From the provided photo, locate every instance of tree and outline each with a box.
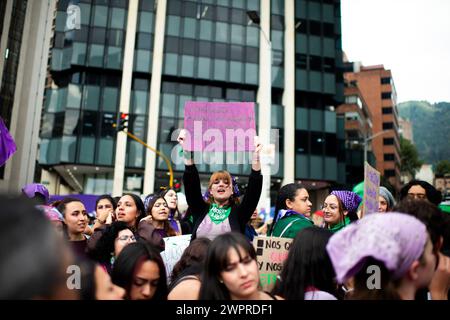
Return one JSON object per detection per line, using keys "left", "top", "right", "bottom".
{"left": 400, "top": 137, "right": 423, "bottom": 177}
{"left": 435, "top": 160, "right": 450, "bottom": 177}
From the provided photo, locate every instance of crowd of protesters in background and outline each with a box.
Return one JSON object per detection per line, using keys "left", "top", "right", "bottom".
{"left": 1, "top": 141, "right": 449, "bottom": 300}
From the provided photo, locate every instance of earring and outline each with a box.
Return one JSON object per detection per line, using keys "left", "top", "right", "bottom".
{"left": 219, "top": 279, "right": 224, "bottom": 283}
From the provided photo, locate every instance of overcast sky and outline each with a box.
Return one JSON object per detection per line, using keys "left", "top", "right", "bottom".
{"left": 341, "top": 0, "right": 450, "bottom": 104}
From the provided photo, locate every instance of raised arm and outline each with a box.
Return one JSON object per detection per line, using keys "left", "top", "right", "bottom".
{"left": 238, "top": 137, "right": 263, "bottom": 224}
{"left": 178, "top": 130, "right": 207, "bottom": 217}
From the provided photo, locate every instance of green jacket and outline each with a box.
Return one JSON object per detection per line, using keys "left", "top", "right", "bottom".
{"left": 271, "top": 214, "right": 314, "bottom": 239}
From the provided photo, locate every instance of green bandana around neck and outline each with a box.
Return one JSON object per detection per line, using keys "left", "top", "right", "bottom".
{"left": 329, "top": 216, "right": 350, "bottom": 233}
{"left": 208, "top": 203, "right": 231, "bottom": 224}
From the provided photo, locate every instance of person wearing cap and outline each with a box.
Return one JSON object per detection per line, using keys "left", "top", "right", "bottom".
{"left": 326, "top": 213, "right": 437, "bottom": 300}
{"left": 322, "top": 190, "right": 362, "bottom": 233}
{"left": 378, "top": 186, "right": 395, "bottom": 213}
{"left": 21, "top": 183, "right": 49, "bottom": 205}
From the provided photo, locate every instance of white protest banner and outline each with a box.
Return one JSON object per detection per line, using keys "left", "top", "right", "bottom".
{"left": 363, "top": 161, "right": 380, "bottom": 216}
{"left": 253, "top": 236, "right": 293, "bottom": 292}
{"left": 160, "top": 234, "right": 191, "bottom": 282}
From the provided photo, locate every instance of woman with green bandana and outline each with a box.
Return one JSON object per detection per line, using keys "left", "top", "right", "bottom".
{"left": 177, "top": 130, "right": 262, "bottom": 241}
{"left": 322, "top": 190, "right": 362, "bottom": 233}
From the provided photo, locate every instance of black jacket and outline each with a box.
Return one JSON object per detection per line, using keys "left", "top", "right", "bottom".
{"left": 183, "top": 164, "right": 262, "bottom": 240}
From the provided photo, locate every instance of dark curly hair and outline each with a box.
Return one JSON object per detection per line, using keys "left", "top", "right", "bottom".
{"left": 399, "top": 179, "right": 442, "bottom": 206}
{"left": 88, "top": 221, "right": 131, "bottom": 264}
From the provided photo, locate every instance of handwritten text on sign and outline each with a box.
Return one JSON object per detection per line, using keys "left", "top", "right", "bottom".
{"left": 363, "top": 162, "right": 380, "bottom": 216}
{"left": 253, "top": 236, "right": 293, "bottom": 292}
{"left": 184, "top": 102, "right": 256, "bottom": 152}
{"left": 160, "top": 234, "right": 191, "bottom": 282}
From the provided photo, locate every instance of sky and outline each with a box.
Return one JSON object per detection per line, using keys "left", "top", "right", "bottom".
{"left": 341, "top": 0, "right": 450, "bottom": 104}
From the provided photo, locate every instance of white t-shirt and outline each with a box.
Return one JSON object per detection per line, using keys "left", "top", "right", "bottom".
{"left": 304, "top": 290, "right": 338, "bottom": 300}
{"left": 196, "top": 214, "right": 231, "bottom": 241}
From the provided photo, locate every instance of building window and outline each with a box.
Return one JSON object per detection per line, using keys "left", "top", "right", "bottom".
{"left": 382, "top": 122, "right": 394, "bottom": 130}
{"left": 384, "top": 153, "right": 395, "bottom": 161}
{"left": 381, "top": 92, "right": 391, "bottom": 99}
{"left": 382, "top": 107, "right": 393, "bottom": 114}
{"left": 384, "top": 169, "right": 395, "bottom": 177}
{"left": 383, "top": 138, "right": 394, "bottom": 145}
{"left": 381, "top": 77, "right": 391, "bottom": 84}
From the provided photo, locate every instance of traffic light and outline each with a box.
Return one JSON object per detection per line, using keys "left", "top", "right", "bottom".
{"left": 116, "top": 112, "right": 129, "bottom": 131}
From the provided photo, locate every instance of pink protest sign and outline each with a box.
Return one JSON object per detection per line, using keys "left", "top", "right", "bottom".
{"left": 184, "top": 101, "right": 256, "bottom": 152}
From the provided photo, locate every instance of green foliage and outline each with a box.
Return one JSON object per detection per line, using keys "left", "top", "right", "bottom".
{"left": 400, "top": 136, "right": 423, "bottom": 177}
{"left": 398, "top": 101, "right": 450, "bottom": 166}
{"left": 435, "top": 160, "right": 450, "bottom": 176}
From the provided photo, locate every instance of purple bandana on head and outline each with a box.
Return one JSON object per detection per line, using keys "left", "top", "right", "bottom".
{"left": 326, "top": 212, "right": 427, "bottom": 283}
{"left": 330, "top": 190, "right": 362, "bottom": 215}
{"left": 22, "top": 183, "right": 50, "bottom": 203}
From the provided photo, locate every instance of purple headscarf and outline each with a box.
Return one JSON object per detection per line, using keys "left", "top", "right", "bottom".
{"left": 326, "top": 212, "right": 428, "bottom": 283}
{"left": 22, "top": 183, "right": 50, "bottom": 203}
{"left": 330, "top": 190, "right": 362, "bottom": 216}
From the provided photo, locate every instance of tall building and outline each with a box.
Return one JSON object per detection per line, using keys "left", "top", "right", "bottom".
{"left": 38, "top": 0, "right": 345, "bottom": 208}
{"left": 344, "top": 64, "right": 401, "bottom": 191}
{"left": 336, "top": 66, "right": 375, "bottom": 188}
{"left": 0, "top": 0, "right": 56, "bottom": 193}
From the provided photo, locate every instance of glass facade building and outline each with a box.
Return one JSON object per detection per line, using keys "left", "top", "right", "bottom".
{"left": 40, "top": 0, "right": 345, "bottom": 198}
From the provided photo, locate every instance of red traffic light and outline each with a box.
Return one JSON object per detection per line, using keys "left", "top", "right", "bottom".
{"left": 120, "top": 113, "right": 129, "bottom": 119}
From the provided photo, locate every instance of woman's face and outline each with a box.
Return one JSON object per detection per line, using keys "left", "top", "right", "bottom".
{"left": 114, "top": 229, "right": 136, "bottom": 257}
{"left": 209, "top": 178, "right": 233, "bottom": 204}
{"left": 164, "top": 190, "right": 178, "bottom": 210}
{"left": 96, "top": 198, "right": 114, "bottom": 217}
{"left": 220, "top": 246, "right": 259, "bottom": 300}
{"left": 378, "top": 196, "right": 388, "bottom": 212}
{"left": 286, "top": 188, "right": 312, "bottom": 217}
{"left": 151, "top": 198, "right": 170, "bottom": 222}
{"left": 407, "top": 185, "right": 427, "bottom": 200}
{"left": 64, "top": 201, "right": 87, "bottom": 236}
{"left": 129, "top": 260, "right": 160, "bottom": 300}
{"left": 95, "top": 265, "right": 125, "bottom": 300}
{"left": 323, "top": 195, "right": 345, "bottom": 226}
{"left": 116, "top": 195, "right": 140, "bottom": 227}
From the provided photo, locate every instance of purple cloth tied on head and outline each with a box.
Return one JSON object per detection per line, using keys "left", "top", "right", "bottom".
{"left": 326, "top": 212, "right": 427, "bottom": 283}
{"left": 330, "top": 190, "right": 362, "bottom": 215}
{"left": 22, "top": 183, "right": 50, "bottom": 203}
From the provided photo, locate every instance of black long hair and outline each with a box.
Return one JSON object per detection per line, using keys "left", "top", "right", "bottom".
{"left": 269, "top": 183, "right": 307, "bottom": 235}
{"left": 145, "top": 196, "right": 177, "bottom": 237}
{"left": 199, "top": 232, "right": 257, "bottom": 300}
{"left": 273, "top": 227, "right": 338, "bottom": 300}
{"left": 88, "top": 221, "right": 131, "bottom": 265}
{"left": 119, "top": 193, "right": 146, "bottom": 230}
{"left": 399, "top": 179, "right": 442, "bottom": 206}
{"left": 111, "top": 241, "right": 167, "bottom": 300}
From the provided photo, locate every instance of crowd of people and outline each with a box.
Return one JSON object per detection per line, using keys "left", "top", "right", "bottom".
{"left": 1, "top": 133, "right": 449, "bottom": 301}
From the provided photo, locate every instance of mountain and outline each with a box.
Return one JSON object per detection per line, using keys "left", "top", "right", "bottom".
{"left": 397, "top": 101, "right": 450, "bottom": 166}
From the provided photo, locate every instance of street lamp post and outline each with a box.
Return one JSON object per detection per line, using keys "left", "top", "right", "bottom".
{"left": 247, "top": 9, "right": 272, "bottom": 213}
{"left": 364, "top": 129, "right": 393, "bottom": 164}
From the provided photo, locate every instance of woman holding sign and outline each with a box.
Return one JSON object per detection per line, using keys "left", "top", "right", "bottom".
{"left": 177, "top": 130, "right": 262, "bottom": 241}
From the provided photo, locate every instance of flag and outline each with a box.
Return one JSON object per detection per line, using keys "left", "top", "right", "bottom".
{"left": 0, "top": 117, "right": 17, "bottom": 167}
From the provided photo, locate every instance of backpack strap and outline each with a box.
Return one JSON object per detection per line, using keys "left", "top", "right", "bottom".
{"left": 279, "top": 217, "right": 302, "bottom": 238}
